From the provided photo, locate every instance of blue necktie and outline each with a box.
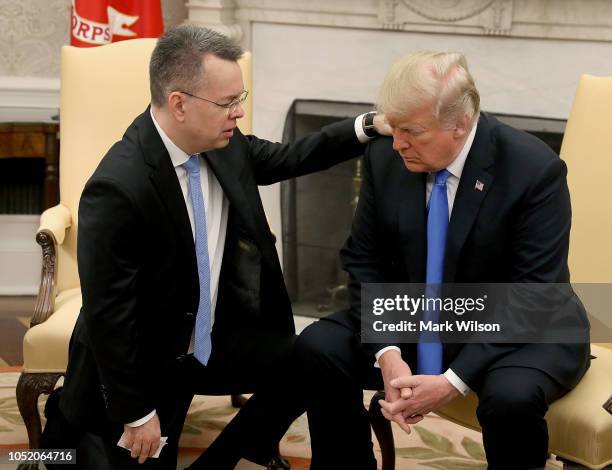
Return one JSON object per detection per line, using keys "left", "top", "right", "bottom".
{"left": 184, "top": 154, "right": 212, "bottom": 365}
{"left": 417, "top": 169, "right": 451, "bottom": 375}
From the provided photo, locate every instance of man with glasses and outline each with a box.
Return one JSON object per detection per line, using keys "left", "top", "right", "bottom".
{"left": 42, "top": 25, "right": 388, "bottom": 469}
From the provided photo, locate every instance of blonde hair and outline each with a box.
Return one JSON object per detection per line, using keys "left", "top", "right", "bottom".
{"left": 377, "top": 51, "right": 480, "bottom": 127}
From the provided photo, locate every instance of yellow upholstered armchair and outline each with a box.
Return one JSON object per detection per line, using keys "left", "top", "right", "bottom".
{"left": 16, "top": 38, "right": 253, "bottom": 452}
{"left": 370, "top": 75, "right": 612, "bottom": 470}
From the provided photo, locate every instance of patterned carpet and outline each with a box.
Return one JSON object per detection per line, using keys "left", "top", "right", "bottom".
{"left": 0, "top": 369, "right": 494, "bottom": 469}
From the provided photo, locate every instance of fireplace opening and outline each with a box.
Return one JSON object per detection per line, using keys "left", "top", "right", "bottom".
{"left": 0, "top": 157, "right": 46, "bottom": 214}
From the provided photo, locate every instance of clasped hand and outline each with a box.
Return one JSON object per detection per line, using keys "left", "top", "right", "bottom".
{"left": 378, "top": 351, "right": 459, "bottom": 434}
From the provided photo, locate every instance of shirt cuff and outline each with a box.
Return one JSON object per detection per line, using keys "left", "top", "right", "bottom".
{"left": 354, "top": 113, "right": 373, "bottom": 144}
{"left": 126, "top": 409, "right": 156, "bottom": 427}
{"left": 443, "top": 369, "right": 470, "bottom": 396}
{"left": 373, "top": 346, "right": 402, "bottom": 368}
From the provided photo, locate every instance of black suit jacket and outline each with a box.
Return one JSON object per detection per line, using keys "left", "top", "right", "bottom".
{"left": 60, "top": 108, "right": 364, "bottom": 432}
{"left": 341, "top": 112, "right": 590, "bottom": 391}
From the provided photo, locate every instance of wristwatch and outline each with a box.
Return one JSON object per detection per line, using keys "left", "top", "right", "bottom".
{"left": 362, "top": 111, "right": 379, "bottom": 138}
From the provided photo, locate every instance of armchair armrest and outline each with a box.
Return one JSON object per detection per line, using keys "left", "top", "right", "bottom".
{"left": 38, "top": 204, "right": 71, "bottom": 245}
{"left": 32, "top": 204, "right": 72, "bottom": 327}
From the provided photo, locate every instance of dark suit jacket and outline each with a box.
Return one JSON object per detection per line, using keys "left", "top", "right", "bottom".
{"left": 341, "top": 112, "right": 590, "bottom": 391}
{"left": 60, "top": 108, "right": 364, "bottom": 433}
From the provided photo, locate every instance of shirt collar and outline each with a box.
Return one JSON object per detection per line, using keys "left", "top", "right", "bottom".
{"left": 445, "top": 117, "right": 478, "bottom": 180}
{"left": 150, "top": 107, "right": 191, "bottom": 168}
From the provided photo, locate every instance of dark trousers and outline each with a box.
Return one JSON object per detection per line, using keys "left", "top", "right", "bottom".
{"left": 43, "top": 326, "right": 306, "bottom": 470}
{"left": 294, "top": 310, "right": 568, "bottom": 470}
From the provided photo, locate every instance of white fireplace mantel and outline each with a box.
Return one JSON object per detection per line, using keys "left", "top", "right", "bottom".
{"left": 187, "top": 0, "right": 612, "bottom": 47}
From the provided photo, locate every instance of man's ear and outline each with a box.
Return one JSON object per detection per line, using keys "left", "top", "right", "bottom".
{"left": 453, "top": 114, "right": 470, "bottom": 139}
{"left": 167, "top": 91, "right": 187, "bottom": 123}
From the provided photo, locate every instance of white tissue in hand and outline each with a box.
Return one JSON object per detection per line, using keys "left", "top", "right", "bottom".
{"left": 117, "top": 432, "right": 168, "bottom": 458}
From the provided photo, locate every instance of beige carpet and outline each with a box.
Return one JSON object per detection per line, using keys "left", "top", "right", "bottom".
{"left": 0, "top": 371, "right": 563, "bottom": 469}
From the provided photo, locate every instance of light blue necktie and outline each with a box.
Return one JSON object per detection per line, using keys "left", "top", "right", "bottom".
{"left": 184, "top": 154, "right": 212, "bottom": 366}
{"left": 417, "top": 169, "right": 451, "bottom": 375}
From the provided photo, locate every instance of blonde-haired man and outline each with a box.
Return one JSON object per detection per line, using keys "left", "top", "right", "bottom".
{"left": 296, "top": 51, "right": 589, "bottom": 469}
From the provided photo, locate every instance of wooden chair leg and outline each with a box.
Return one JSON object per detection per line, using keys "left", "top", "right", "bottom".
{"left": 16, "top": 371, "right": 63, "bottom": 469}
{"left": 231, "top": 394, "right": 248, "bottom": 407}
{"left": 369, "top": 391, "right": 395, "bottom": 470}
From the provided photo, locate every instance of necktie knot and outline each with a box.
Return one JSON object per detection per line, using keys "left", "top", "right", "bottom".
{"left": 434, "top": 169, "right": 451, "bottom": 186}
{"left": 184, "top": 154, "right": 200, "bottom": 175}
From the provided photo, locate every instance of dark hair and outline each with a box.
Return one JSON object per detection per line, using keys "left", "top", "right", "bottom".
{"left": 149, "top": 25, "right": 243, "bottom": 107}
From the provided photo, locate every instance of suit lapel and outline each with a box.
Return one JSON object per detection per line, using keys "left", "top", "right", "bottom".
{"left": 139, "top": 109, "right": 196, "bottom": 261}
{"left": 397, "top": 161, "right": 428, "bottom": 282}
{"left": 204, "top": 146, "right": 279, "bottom": 266}
{"left": 444, "top": 114, "right": 495, "bottom": 281}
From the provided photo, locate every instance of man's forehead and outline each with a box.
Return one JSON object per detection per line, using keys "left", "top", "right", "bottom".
{"left": 388, "top": 108, "right": 435, "bottom": 128}
{"left": 200, "top": 54, "right": 244, "bottom": 95}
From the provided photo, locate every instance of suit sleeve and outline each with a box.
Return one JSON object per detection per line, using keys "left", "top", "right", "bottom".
{"left": 449, "top": 157, "right": 574, "bottom": 387}
{"left": 245, "top": 118, "right": 364, "bottom": 185}
{"left": 340, "top": 145, "right": 398, "bottom": 357}
{"left": 77, "top": 177, "right": 154, "bottom": 423}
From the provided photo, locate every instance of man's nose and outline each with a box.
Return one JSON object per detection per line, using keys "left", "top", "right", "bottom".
{"left": 230, "top": 102, "right": 245, "bottom": 120}
{"left": 392, "top": 133, "right": 411, "bottom": 151}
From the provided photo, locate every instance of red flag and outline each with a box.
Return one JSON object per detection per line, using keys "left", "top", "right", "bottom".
{"left": 71, "top": 0, "right": 164, "bottom": 47}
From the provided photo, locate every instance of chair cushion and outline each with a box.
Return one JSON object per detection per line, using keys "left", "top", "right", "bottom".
{"left": 436, "top": 345, "right": 612, "bottom": 468}
{"left": 22, "top": 288, "right": 81, "bottom": 373}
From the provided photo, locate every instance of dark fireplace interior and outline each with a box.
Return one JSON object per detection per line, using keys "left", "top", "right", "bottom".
{"left": 281, "top": 101, "right": 565, "bottom": 318}
{"left": 0, "top": 157, "right": 45, "bottom": 214}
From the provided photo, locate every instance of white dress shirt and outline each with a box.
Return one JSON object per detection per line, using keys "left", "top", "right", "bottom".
{"left": 375, "top": 120, "right": 479, "bottom": 397}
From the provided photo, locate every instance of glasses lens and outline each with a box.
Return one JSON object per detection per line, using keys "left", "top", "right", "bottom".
{"left": 228, "top": 91, "right": 248, "bottom": 115}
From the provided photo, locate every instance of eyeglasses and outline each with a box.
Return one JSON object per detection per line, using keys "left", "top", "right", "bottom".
{"left": 178, "top": 89, "right": 249, "bottom": 115}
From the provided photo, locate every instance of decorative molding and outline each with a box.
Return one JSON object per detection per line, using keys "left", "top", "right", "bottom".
{"left": 400, "top": 0, "right": 496, "bottom": 22}
{"left": 380, "top": 0, "right": 514, "bottom": 36}
{"left": 225, "top": 0, "right": 612, "bottom": 48}
{"left": 186, "top": 0, "right": 243, "bottom": 42}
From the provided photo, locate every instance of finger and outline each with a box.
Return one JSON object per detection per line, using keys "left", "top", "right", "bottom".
{"left": 400, "top": 387, "right": 413, "bottom": 399}
{"left": 148, "top": 439, "right": 160, "bottom": 458}
{"left": 390, "top": 376, "right": 418, "bottom": 389}
{"left": 130, "top": 438, "right": 142, "bottom": 459}
{"left": 391, "top": 414, "right": 411, "bottom": 434}
{"left": 138, "top": 442, "right": 151, "bottom": 464}
{"left": 379, "top": 398, "right": 408, "bottom": 416}
{"left": 123, "top": 433, "right": 135, "bottom": 451}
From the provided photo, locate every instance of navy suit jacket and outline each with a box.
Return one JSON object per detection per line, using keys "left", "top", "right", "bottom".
{"left": 341, "top": 112, "right": 590, "bottom": 390}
